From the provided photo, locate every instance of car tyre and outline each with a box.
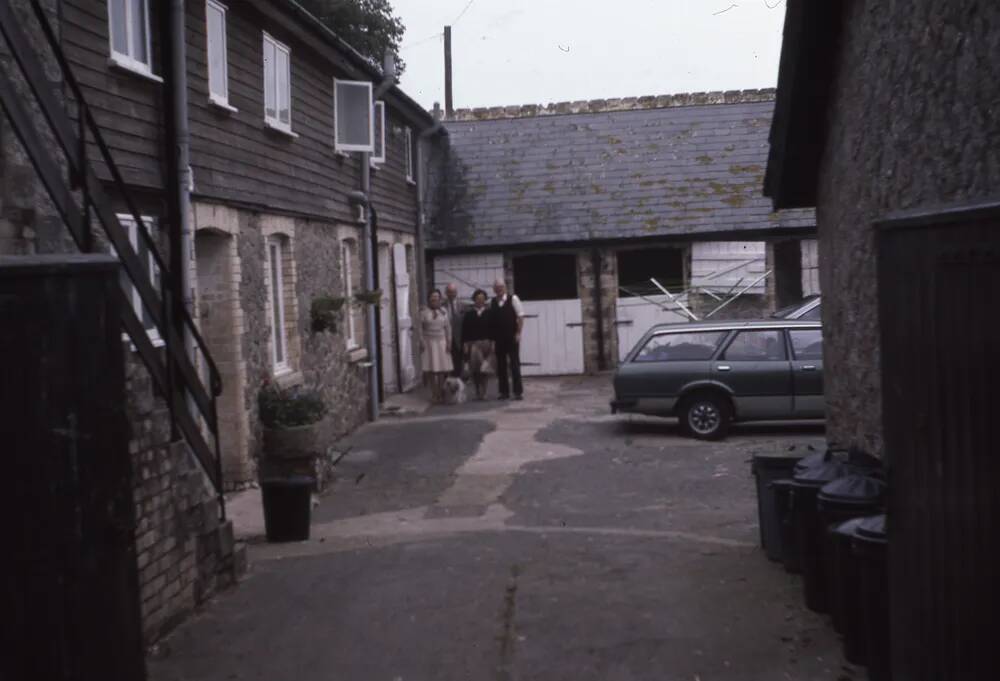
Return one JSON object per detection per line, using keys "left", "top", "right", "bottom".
{"left": 679, "top": 393, "right": 731, "bottom": 440}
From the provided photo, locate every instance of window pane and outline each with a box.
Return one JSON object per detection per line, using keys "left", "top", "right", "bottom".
{"left": 270, "top": 243, "right": 285, "bottom": 364}
{"left": 207, "top": 4, "right": 227, "bottom": 99}
{"left": 723, "top": 330, "right": 786, "bottom": 361}
{"left": 634, "top": 331, "right": 726, "bottom": 362}
{"left": 335, "top": 81, "right": 373, "bottom": 148}
{"left": 263, "top": 39, "right": 276, "bottom": 119}
{"left": 110, "top": 0, "right": 128, "bottom": 54}
{"left": 789, "top": 329, "right": 823, "bottom": 360}
{"left": 129, "top": 0, "right": 148, "bottom": 64}
{"left": 277, "top": 49, "right": 290, "bottom": 124}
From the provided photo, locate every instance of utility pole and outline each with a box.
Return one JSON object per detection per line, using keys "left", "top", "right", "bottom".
{"left": 444, "top": 25, "right": 453, "bottom": 119}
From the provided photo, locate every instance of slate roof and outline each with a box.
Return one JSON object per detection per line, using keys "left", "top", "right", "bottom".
{"left": 426, "top": 93, "right": 815, "bottom": 250}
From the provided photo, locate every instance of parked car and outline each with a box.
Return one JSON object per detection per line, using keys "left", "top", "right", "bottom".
{"left": 771, "top": 295, "right": 821, "bottom": 320}
{"left": 611, "top": 319, "right": 824, "bottom": 439}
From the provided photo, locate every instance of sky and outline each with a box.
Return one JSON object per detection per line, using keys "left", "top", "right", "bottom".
{"left": 391, "top": 0, "right": 789, "bottom": 112}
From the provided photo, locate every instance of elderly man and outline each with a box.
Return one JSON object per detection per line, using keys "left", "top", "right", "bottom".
{"left": 489, "top": 278, "right": 524, "bottom": 400}
{"left": 444, "top": 283, "right": 465, "bottom": 377}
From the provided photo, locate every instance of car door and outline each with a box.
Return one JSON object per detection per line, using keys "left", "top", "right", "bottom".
{"left": 787, "top": 327, "right": 825, "bottom": 417}
{"left": 714, "top": 328, "right": 793, "bottom": 418}
{"left": 616, "top": 329, "right": 729, "bottom": 414}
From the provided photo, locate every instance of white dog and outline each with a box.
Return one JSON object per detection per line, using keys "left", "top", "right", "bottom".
{"left": 442, "top": 376, "right": 467, "bottom": 405}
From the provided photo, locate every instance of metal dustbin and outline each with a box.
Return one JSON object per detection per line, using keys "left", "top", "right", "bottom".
{"left": 261, "top": 476, "right": 313, "bottom": 542}
{"left": 789, "top": 455, "right": 848, "bottom": 613}
{"left": 853, "top": 514, "right": 890, "bottom": 681}
{"left": 752, "top": 449, "right": 806, "bottom": 562}
{"left": 814, "top": 475, "right": 886, "bottom": 621}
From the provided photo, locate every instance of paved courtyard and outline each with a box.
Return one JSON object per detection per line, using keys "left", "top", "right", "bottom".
{"left": 150, "top": 376, "right": 847, "bottom": 681}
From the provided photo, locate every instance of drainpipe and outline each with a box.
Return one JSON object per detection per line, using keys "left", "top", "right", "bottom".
{"left": 591, "top": 248, "right": 606, "bottom": 371}
{"left": 416, "top": 103, "right": 444, "bottom": 301}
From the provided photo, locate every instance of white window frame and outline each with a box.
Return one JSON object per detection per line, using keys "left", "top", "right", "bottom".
{"left": 342, "top": 241, "right": 357, "bottom": 349}
{"left": 108, "top": 0, "right": 157, "bottom": 79}
{"left": 333, "top": 79, "right": 375, "bottom": 153}
{"left": 205, "top": 0, "right": 237, "bottom": 111}
{"left": 267, "top": 237, "right": 290, "bottom": 374}
{"left": 404, "top": 126, "right": 415, "bottom": 183}
{"left": 262, "top": 32, "right": 294, "bottom": 135}
{"left": 112, "top": 214, "right": 163, "bottom": 346}
{"left": 370, "top": 100, "right": 386, "bottom": 165}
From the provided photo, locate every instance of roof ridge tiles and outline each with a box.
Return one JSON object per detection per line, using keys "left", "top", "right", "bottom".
{"left": 448, "top": 88, "right": 776, "bottom": 122}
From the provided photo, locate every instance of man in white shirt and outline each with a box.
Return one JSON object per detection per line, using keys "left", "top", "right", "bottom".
{"left": 489, "top": 278, "right": 524, "bottom": 400}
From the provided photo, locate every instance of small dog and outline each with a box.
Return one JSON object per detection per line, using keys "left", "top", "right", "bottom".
{"left": 442, "top": 376, "right": 467, "bottom": 405}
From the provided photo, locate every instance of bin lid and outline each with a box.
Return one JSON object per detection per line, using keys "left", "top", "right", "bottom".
{"left": 832, "top": 516, "right": 867, "bottom": 537}
{"left": 854, "top": 514, "right": 887, "bottom": 542}
{"left": 792, "top": 458, "right": 849, "bottom": 486}
{"left": 260, "top": 475, "right": 314, "bottom": 487}
{"left": 793, "top": 450, "right": 828, "bottom": 473}
{"left": 818, "top": 474, "right": 886, "bottom": 506}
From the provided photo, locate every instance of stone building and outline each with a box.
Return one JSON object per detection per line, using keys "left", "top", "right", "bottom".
{"left": 764, "top": 0, "right": 999, "bottom": 677}
{"left": 1, "top": 0, "right": 440, "bottom": 643}
{"left": 426, "top": 90, "right": 819, "bottom": 375}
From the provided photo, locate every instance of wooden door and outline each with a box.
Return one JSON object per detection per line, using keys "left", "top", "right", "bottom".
{"left": 615, "top": 294, "right": 690, "bottom": 361}
{"left": 877, "top": 210, "right": 999, "bottom": 680}
{"left": 520, "top": 299, "right": 585, "bottom": 376}
{"left": 393, "top": 243, "right": 417, "bottom": 391}
{"left": 378, "top": 243, "right": 398, "bottom": 393}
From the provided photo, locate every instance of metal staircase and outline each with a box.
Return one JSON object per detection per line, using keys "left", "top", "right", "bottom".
{"left": 0, "top": 0, "right": 225, "bottom": 516}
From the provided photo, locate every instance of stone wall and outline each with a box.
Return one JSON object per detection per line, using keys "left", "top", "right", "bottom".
{"left": 578, "top": 248, "right": 618, "bottom": 373}
{"left": 814, "top": 0, "right": 1000, "bottom": 456}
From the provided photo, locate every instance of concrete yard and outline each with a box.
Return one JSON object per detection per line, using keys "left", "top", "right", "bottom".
{"left": 150, "top": 376, "right": 847, "bottom": 681}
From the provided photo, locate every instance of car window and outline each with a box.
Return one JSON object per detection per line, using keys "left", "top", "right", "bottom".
{"left": 722, "top": 330, "right": 787, "bottom": 361}
{"left": 633, "top": 331, "right": 727, "bottom": 362}
{"left": 789, "top": 329, "right": 823, "bottom": 360}
{"left": 800, "top": 303, "right": 821, "bottom": 320}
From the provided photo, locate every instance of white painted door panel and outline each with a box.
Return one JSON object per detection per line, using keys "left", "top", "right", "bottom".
{"left": 615, "top": 295, "right": 690, "bottom": 361}
{"left": 378, "top": 244, "right": 397, "bottom": 393}
{"left": 520, "top": 299, "right": 585, "bottom": 376}
{"left": 393, "top": 243, "right": 417, "bottom": 391}
{"left": 433, "top": 253, "right": 504, "bottom": 299}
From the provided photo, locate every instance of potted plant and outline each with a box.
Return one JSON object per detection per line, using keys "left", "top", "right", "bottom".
{"left": 353, "top": 288, "right": 383, "bottom": 307}
{"left": 310, "top": 295, "right": 346, "bottom": 333}
{"left": 258, "top": 380, "right": 327, "bottom": 460}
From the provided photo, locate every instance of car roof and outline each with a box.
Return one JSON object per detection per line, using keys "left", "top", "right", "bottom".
{"left": 646, "top": 318, "right": 822, "bottom": 334}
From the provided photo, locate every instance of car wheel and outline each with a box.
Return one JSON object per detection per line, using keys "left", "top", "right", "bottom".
{"left": 680, "top": 393, "right": 731, "bottom": 440}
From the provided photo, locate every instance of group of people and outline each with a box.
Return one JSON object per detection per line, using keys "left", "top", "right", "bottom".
{"left": 420, "top": 279, "right": 524, "bottom": 403}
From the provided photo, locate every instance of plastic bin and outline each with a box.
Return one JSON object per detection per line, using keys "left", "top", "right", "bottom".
{"left": 854, "top": 514, "right": 890, "bottom": 681}
{"left": 829, "top": 517, "right": 867, "bottom": 652}
{"left": 811, "top": 475, "right": 886, "bottom": 615}
{"left": 261, "top": 476, "right": 313, "bottom": 542}
{"left": 752, "top": 451, "right": 804, "bottom": 561}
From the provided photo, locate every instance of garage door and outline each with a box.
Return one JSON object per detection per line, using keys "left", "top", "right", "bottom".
{"left": 520, "top": 299, "right": 585, "bottom": 376}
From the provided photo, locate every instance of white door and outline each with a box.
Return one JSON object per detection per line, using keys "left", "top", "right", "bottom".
{"left": 378, "top": 244, "right": 398, "bottom": 393}
{"left": 393, "top": 243, "right": 417, "bottom": 391}
{"left": 615, "top": 295, "right": 689, "bottom": 361}
{"left": 520, "top": 299, "right": 585, "bottom": 376}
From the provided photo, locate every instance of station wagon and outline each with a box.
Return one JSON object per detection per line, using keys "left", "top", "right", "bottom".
{"left": 611, "top": 319, "right": 824, "bottom": 439}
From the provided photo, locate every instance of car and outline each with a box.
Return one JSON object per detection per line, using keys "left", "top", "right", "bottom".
{"left": 611, "top": 319, "right": 824, "bottom": 440}
{"left": 771, "top": 295, "right": 821, "bottom": 320}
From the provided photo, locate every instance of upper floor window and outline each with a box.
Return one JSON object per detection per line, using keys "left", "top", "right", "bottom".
{"left": 263, "top": 33, "right": 292, "bottom": 133}
{"left": 404, "top": 126, "right": 414, "bottom": 182}
{"left": 206, "top": 0, "right": 235, "bottom": 110}
{"left": 371, "top": 101, "right": 386, "bottom": 165}
{"left": 112, "top": 214, "right": 162, "bottom": 345}
{"left": 109, "top": 0, "right": 153, "bottom": 75}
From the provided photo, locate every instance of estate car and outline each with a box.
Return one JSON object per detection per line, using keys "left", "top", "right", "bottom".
{"left": 611, "top": 319, "right": 824, "bottom": 439}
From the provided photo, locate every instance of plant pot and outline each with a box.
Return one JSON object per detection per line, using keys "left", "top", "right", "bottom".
{"left": 262, "top": 422, "right": 321, "bottom": 460}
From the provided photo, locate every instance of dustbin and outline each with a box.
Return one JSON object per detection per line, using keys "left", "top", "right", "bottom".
{"left": 772, "top": 479, "right": 800, "bottom": 573}
{"left": 261, "top": 476, "right": 313, "bottom": 542}
{"left": 813, "top": 475, "right": 886, "bottom": 617}
{"left": 789, "top": 455, "right": 849, "bottom": 613}
{"left": 752, "top": 449, "right": 806, "bottom": 561}
{"left": 853, "top": 514, "right": 890, "bottom": 681}
{"left": 829, "top": 517, "right": 867, "bottom": 654}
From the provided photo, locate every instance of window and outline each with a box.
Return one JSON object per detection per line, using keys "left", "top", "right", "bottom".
{"left": 108, "top": 0, "right": 153, "bottom": 75}
{"left": 512, "top": 253, "right": 578, "bottom": 300}
{"left": 722, "top": 330, "right": 787, "bottom": 361}
{"left": 267, "top": 237, "right": 289, "bottom": 372}
{"left": 206, "top": 0, "right": 234, "bottom": 109}
{"left": 633, "top": 331, "right": 727, "bottom": 363}
{"left": 370, "top": 101, "right": 386, "bottom": 164}
{"left": 112, "top": 214, "right": 162, "bottom": 344}
{"left": 342, "top": 240, "right": 357, "bottom": 348}
{"left": 617, "top": 247, "right": 685, "bottom": 297}
{"left": 404, "top": 126, "right": 415, "bottom": 182}
{"left": 263, "top": 33, "right": 292, "bottom": 133}
{"left": 333, "top": 79, "right": 374, "bottom": 152}
{"left": 789, "top": 329, "right": 823, "bottom": 361}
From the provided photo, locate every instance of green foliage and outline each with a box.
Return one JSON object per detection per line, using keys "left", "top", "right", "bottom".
{"left": 311, "top": 295, "right": 347, "bottom": 333}
{"left": 296, "top": 0, "right": 406, "bottom": 75}
{"left": 259, "top": 381, "right": 327, "bottom": 428}
{"left": 353, "top": 288, "right": 383, "bottom": 307}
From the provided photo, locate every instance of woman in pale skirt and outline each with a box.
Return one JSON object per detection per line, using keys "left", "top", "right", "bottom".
{"left": 462, "top": 289, "right": 494, "bottom": 400}
{"left": 420, "top": 289, "right": 453, "bottom": 403}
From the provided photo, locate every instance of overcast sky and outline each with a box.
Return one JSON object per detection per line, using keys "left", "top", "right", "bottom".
{"left": 391, "top": 0, "right": 788, "bottom": 112}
